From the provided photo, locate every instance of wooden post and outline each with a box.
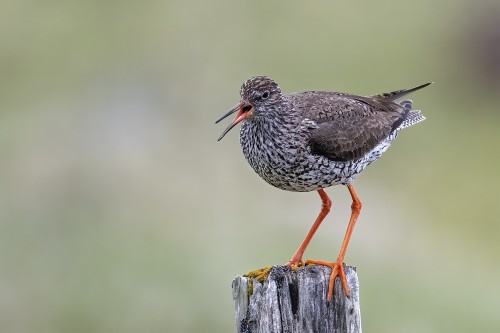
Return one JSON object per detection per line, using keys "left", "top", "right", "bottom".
{"left": 232, "top": 265, "right": 361, "bottom": 333}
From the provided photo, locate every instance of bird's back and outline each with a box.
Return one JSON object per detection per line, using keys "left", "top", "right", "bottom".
{"left": 287, "top": 83, "right": 429, "bottom": 162}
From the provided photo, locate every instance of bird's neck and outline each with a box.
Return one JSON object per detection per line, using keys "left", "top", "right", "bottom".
{"left": 250, "top": 108, "right": 293, "bottom": 135}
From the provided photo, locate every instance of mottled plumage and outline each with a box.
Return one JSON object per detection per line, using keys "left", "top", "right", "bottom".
{"left": 220, "top": 76, "right": 428, "bottom": 191}
{"left": 216, "top": 76, "right": 430, "bottom": 301}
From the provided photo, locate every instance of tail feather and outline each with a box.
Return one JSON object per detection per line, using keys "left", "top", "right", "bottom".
{"left": 399, "top": 110, "right": 425, "bottom": 129}
{"left": 390, "top": 99, "right": 426, "bottom": 131}
{"left": 399, "top": 98, "right": 425, "bottom": 129}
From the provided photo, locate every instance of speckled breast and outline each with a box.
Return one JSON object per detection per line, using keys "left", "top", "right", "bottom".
{"left": 240, "top": 123, "right": 397, "bottom": 193}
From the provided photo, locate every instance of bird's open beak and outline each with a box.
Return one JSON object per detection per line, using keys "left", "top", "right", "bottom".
{"left": 215, "top": 101, "right": 253, "bottom": 141}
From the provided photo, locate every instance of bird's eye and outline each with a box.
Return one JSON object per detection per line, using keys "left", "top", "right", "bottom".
{"left": 262, "top": 91, "right": 270, "bottom": 99}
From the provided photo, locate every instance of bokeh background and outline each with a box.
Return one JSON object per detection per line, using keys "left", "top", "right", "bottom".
{"left": 1, "top": 0, "right": 499, "bottom": 332}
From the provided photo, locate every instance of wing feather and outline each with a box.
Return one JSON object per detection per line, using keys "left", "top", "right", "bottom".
{"left": 293, "top": 93, "right": 406, "bottom": 161}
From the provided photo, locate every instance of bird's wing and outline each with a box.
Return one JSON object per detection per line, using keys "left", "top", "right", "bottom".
{"left": 292, "top": 92, "right": 407, "bottom": 162}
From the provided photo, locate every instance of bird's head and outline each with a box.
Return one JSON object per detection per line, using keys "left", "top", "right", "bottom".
{"left": 216, "top": 76, "right": 282, "bottom": 141}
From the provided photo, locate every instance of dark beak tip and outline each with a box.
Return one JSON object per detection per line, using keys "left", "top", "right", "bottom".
{"left": 215, "top": 101, "right": 244, "bottom": 140}
{"left": 215, "top": 101, "right": 245, "bottom": 124}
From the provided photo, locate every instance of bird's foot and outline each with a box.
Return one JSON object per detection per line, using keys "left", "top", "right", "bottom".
{"left": 284, "top": 257, "right": 305, "bottom": 271}
{"left": 305, "top": 257, "right": 350, "bottom": 301}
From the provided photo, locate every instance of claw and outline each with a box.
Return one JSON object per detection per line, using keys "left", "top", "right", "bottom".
{"left": 306, "top": 258, "right": 350, "bottom": 301}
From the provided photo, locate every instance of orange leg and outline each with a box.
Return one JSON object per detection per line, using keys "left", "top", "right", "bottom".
{"left": 306, "top": 184, "right": 362, "bottom": 301}
{"left": 285, "top": 189, "right": 331, "bottom": 268}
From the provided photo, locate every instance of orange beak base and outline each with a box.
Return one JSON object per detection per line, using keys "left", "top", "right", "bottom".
{"left": 216, "top": 101, "right": 253, "bottom": 141}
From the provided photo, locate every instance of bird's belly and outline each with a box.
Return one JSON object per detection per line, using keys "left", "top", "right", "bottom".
{"left": 243, "top": 136, "right": 394, "bottom": 193}
{"left": 242, "top": 146, "right": 350, "bottom": 192}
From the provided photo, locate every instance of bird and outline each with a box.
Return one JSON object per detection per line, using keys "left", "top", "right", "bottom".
{"left": 216, "top": 76, "right": 431, "bottom": 301}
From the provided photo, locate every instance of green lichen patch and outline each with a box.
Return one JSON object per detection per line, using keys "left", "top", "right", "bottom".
{"left": 243, "top": 266, "right": 273, "bottom": 297}
{"left": 244, "top": 266, "right": 273, "bottom": 282}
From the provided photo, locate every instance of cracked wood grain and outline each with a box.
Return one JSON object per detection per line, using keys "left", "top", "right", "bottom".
{"left": 232, "top": 265, "right": 361, "bottom": 333}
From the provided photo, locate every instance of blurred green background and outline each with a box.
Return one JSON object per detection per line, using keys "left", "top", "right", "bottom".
{"left": 0, "top": 0, "right": 499, "bottom": 332}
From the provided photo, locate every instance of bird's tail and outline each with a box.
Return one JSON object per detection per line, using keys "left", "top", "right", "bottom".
{"left": 397, "top": 99, "right": 426, "bottom": 130}
{"left": 376, "top": 82, "right": 433, "bottom": 101}
{"left": 384, "top": 82, "right": 431, "bottom": 132}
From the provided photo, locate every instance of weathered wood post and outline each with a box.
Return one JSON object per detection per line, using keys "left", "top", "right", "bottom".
{"left": 232, "top": 265, "right": 361, "bottom": 333}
